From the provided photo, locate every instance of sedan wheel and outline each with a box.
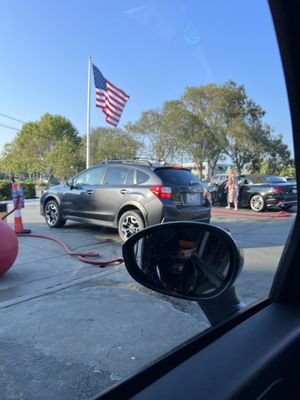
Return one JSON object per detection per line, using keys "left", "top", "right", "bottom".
{"left": 118, "top": 211, "right": 144, "bottom": 242}
{"left": 250, "top": 195, "right": 265, "bottom": 212}
{"left": 44, "top": 200, "right": 66, "bottom": 228}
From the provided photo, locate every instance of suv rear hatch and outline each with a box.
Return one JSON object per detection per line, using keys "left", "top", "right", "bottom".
{"left": 153, "top": 167, "right": 207, "bottom": 207}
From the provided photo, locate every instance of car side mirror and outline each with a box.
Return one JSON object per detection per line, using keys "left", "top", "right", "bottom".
{"left": 122, "top": 222, "right": 244, "bottom": 302}
{"left": 67, "top": 178, "right": 74, "bottom": 188}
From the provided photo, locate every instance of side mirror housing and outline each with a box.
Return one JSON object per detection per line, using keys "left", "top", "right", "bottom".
{"left": 122, "top": 222, "right": 244, "bottom": 302}
{"left": 67, "top": 178, "right": 74, "bottom": 188}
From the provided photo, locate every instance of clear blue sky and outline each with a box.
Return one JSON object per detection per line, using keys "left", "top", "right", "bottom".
{"left": 0, "top": 0, "right": 294, "bottom": 156}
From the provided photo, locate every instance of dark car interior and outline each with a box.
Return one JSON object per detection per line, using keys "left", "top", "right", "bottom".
{"left": 94, "top": 1, "right": 300, "bottom": 399}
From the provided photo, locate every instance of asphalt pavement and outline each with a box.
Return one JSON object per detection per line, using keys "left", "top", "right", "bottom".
{"left": 0, "top": 201, "right": 296, "bottom": 399}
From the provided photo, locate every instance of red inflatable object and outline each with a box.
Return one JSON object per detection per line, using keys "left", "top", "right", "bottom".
{"left": 0, "top": 220, "right": 18, "bottom": 276}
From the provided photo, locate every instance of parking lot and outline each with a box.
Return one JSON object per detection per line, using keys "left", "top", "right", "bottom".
{"left": 0, "top": 202, "right": 296, "bottom": 399}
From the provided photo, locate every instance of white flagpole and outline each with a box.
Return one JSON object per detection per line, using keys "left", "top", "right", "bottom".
{"left": 86, "top": 56, "right": 92, "bottom": 169}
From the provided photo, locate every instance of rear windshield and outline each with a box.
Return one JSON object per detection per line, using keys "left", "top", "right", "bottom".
{"left": 154, "top": 168, "right": 203, "bottom": 186}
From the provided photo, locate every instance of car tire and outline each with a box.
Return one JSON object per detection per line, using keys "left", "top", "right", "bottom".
{"left": 44, "top": 200, "right": 66, "bottom": 228}
{"left": 249, "top": 195, "right": 265, "bottom": 212}
{"left": 118, "top": 210, "right": 145, "bottom": 242}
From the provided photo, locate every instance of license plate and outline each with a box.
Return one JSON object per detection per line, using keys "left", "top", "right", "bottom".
{"left": 186, "top": 193, "right": 201, "bottom": 205}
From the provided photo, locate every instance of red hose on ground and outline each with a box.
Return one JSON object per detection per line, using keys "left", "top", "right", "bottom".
{"left": 16, "top": 233, "right": 99, "bottom": 257}
{"left": 3, "top": 196, "right": 123, "bottom": 266}
{"left": 211, "top": 209, "right": 290, "bottom": 218}
{"left": 78, "top": 255, "right": 124, "bottom": 266}
{"left": 16, "top": 232, "right": 124, "bottom": 266}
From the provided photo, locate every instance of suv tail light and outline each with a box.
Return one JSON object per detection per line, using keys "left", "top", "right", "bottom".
{"left": 150, "top": 185, "right": 172, "bottom": 199}
{"left": 273, "top": 187, "right": 284, "bottom": 193}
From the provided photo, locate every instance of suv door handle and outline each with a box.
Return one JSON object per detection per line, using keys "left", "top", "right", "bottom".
{"left": 120, "top": 189, "right": 129, "bottom": 195}
{"left": 86, "top": 190, "right": 94, "bottom": 195}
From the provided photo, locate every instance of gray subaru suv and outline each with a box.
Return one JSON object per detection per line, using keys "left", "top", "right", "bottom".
{"left": 40, "top": 160, "right": 211, "bottom": 241}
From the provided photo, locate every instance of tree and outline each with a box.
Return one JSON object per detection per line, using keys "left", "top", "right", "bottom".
{"left": 81, "top": 127, "right": 142, "bottom": 165}
{"left": 127, "top": 82, "right": 272, "bottom": 177}
{"left": 250, "top": 133, "right": 292, "bottom": 175}
{"left": 126, "top": 81, "right": 293, "bottom": 177}
{"left": 181, "top": 82, "right": 272, "bottom": 175}
{"left": 180, "top": 84, "right": 229, "bottom": 176}
{"left": 45, "top": 137, "right": 85, "bottom": 180}
{"left": 0, "top": 141, "right": 25, "bottom": 177}
{"left": 160, "top": 100, "right": 201, "bottom": 165}
{"left": 0, "top": 113, "right": 83, "bottom": 177}
{"left": 126, "top": 108, "right": 179, "bottom": 162}
{"left": 162, "top": 100, "right": 213, "bottom": 177}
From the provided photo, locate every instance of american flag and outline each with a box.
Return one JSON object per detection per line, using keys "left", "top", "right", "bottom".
{"left": 92, "top": 64, "right": 130, "bottom": 127}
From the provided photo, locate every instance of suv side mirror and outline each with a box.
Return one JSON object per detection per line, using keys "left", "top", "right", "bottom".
{"left": 67, "top": 178, "right": 74, "bottom": 188}
{"left": 122, "top": 222, "right": 243, "bottom": 302}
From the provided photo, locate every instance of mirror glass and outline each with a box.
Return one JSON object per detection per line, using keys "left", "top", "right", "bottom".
{"left": 67, "top": 178, "right": 74, "bottom": 187}
{"left": 133, "top": 225, "right": 232, "bottom": 297}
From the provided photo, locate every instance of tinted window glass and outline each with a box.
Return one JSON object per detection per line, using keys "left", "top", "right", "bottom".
{"left": 137, "top": 170, "right": 149, "bottom": 184}
{"left": 265, "top": 175, "right": 286, "bottom": 183}
{"left": 126, "top": 169, "right": 135, "bottom": 185}
{"left": 103, "top": 166, "right": 129, "bottom": 185}
{"left": 246, "top": 175, "right": 264, "bottom": 183}
{"left": 74, "top": 167, "right": 105, "bottom": 186}
{"left": 249, "top": 175, "right": 285, "bottom": 184}
{"left": 155, "top": 168, "right": 202, "bottom": 185}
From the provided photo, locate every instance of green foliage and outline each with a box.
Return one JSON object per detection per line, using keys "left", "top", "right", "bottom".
{"left": 0, "top": 180, "right": 36, "bottom": 200}
{"left": 250, "top": 134, "right": 293, "bottom": 175}
{"left": 0, "top": 85, "right": 293, "bottom": 180}
{"left": 45, "top": 137, "right": 85, "bottom": 179}
{"left": 181, "top": 81, "right": 271, "bottom": 174}
{"left": 0, "top": 180, "right": 12, "bottom": 200}
{"left": 22, "top": 182, "right": 36, "bottom": 199}
{"left": 0, "top": 171, "right": 8, "bottom": 179}
{"left": 126, "top": 104, "right": 183, "bottom": 162}
{"left": 81, "top": 127, "right": 142, "bottom": 165}
{"left": 280, "top": 165, "right": 296, "bottom": 178}
{"left": 127, "top": 81, "right": 293, "bottom": 176}
{"left": 0, "top": 113, "right": 83, "bottom": 177}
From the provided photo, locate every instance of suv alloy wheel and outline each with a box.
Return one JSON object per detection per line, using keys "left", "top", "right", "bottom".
{"left": 118, "top": 210, "right": 145, "bottom": 242}
{"left": 44, "top": 200, "right": 66, "bottom": 228}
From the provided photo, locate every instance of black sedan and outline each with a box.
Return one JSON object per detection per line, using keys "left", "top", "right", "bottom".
{"left": 210, "top": 174, "right": 297, "bottom": 212}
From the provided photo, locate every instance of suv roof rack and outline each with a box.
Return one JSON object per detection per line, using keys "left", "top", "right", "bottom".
{"left": 99, "top": 158, "right": 170, "bottom": 167}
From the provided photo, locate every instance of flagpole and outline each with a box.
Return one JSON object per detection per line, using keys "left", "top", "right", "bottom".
{"left": 86, "top": 56, "right": 92, "bottom": 169}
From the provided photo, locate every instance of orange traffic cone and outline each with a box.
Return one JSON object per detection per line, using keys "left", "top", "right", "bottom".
{"left": 14, "top": 209, "right": 31, "bottom": 234}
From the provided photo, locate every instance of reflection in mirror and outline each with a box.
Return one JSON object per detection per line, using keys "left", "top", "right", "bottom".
{"left": 67, "top": 178, "right": 74, "bottom": 187}
{"left": 133, "top": 225, "right": 231, "bottom": 298}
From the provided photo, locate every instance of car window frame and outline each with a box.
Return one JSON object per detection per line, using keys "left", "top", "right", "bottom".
{"left": 136, "top": 169, "right": 150, "bottom": 185}
{"left": 102, "top": 165, "right": 131, "bottom": 186}
{"left": 125, "top": 168, "right": 135, "bottom": 185}
{"left": 94, "top": 1, "right": 300, "bottom": 398}
{"left": 73, "top": 166, "right": 105, "bottom": 187}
